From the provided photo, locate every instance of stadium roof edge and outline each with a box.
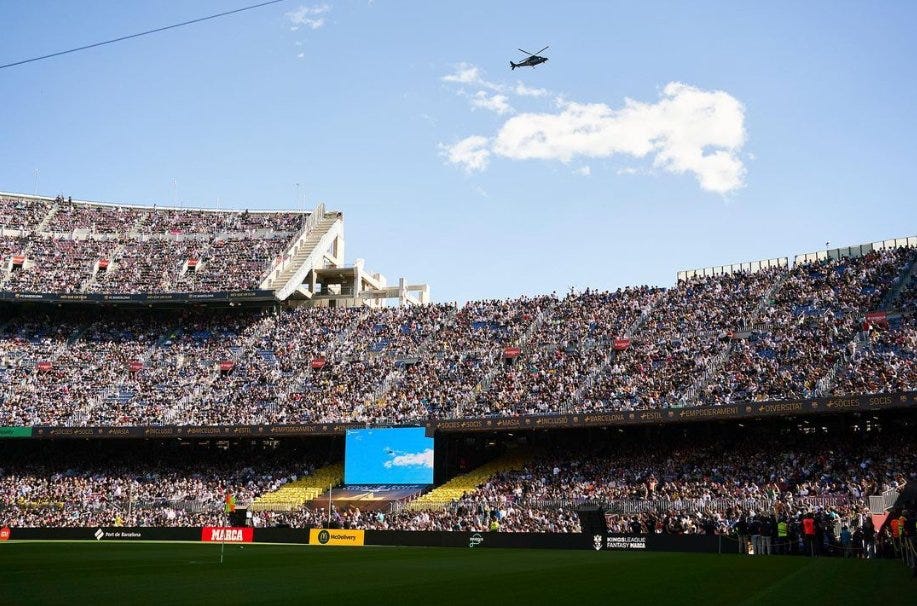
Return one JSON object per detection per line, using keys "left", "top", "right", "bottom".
{"left": 677, "top": 234, "right": 917, "bottom": 281}
{"left": 0, "top": 191, "right": 340, "bottom": 215}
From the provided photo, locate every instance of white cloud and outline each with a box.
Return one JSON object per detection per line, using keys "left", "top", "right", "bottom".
{"left": 442, "top": 82, "right": 748, "bottom": 194}
{"left": 470, "top": 91, "right": 513, "bottom": 115}
{"left": 442, "top": 63, "right": 482, "bottom": 85}
{"left": 514, "top": 82, "right": 548, "bottom": 97}
{"left": 440, "top": 136, "right": 491, "bottom": 172}
{"left": 286, "top": 4, "right": 331, "bottom": 30}
{"left": 574, "top": 166, "right": 591, "bottom": 176}
{"left": 441, "top": 63, "right": 509, "bottom": 95}
{"left": 297, "top": 52, "right": 305, "bottom": 59}
{"left": 442, "top": 64, "right": 559, "bottom": 118}
{"left": 383, "top": 449, "right": 434, "bottom": 469}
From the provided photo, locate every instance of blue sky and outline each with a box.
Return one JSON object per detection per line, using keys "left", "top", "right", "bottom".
{"left": 1, "top": 1, "right": 915, "bottom": 303}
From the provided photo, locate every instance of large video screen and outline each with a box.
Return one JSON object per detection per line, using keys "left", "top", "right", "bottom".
{"left": 344, "top": 427, "right": 434, "bottom": 485}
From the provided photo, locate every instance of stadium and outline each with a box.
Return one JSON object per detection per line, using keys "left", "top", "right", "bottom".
{"left": 2, "top": 2, "right": 917, "bottom": 605}
{"left": 0, "top": 190, "right": 914, "bottom": 604}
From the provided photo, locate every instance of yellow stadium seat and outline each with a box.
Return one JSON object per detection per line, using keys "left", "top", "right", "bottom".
{"left": 405, "top": 448, "right": 532, "bottom": 511}
{"left": 251, "top": 463, "right": 344, "bottom": 511}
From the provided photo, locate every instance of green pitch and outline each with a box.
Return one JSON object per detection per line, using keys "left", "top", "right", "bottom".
{"left": 1, "top": 542, "right": 913, "bottom": 605}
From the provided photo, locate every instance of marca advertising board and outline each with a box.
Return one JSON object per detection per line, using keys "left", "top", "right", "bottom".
{"left": 603, "top": 536, "right": 648, "bottom": 551}
{"left": 599, "top": 534, "right": 719, "bottom": 553}
{"left": 200, "top": 526, "right": 254, "bottom": 543}
{"left": 308, "top": 528, "right": 365, "bottom": 546}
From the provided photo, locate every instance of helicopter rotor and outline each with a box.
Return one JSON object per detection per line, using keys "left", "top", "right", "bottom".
{"left": 518, "top": 46, "right": 549, "bottom": 57}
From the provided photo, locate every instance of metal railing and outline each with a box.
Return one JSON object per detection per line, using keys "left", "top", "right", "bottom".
{"left": 259, "top": 203, "right": 327, "bottom": 286}
{"left": 794, "top": 236, "right": 917, "bottom": 266}
{"left": 678, "top": 257, "right": 788, "bottom": 282}
{"left": 869, "top": 484, "right": 904, "bottom": 514}
{"left": 389, "top": 495, "right": 851, "bottom": 515}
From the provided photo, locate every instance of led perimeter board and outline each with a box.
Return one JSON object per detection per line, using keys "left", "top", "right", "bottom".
{"left": 344, "top": 427, "right": 434, "bottom": 485}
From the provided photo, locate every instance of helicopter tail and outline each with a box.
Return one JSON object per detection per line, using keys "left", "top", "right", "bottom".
{"left": 510, "top": 61, "right": 516, "bottom": 70}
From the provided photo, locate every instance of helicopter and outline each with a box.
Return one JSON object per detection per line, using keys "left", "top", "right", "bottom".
{"left": 510, "top": 46, "right": 549, "bottom": 70}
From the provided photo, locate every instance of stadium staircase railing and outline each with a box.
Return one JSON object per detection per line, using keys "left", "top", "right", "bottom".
{"left": 371, "top": 306, "right": 460, "bottom": 405}
{"left": 34, "top": 202, "right": 59, "bottom": 232}
{"left": 815, "top": 330, "right": 868, "bottom": 396}
{"left": 604, "top": 495, "right": 849, "bottom": 515}
{"left": 78, "top": 213, "right": 148, "bottom": 292}
{"left": 869, "top": 484, "right": 904, "bottom": 515}
{"left": 401, "top": 448, "right": 533, "bottom": 512}
{"left": 457, "top": 302, "right": 558, "bottom": 417}
{"left": 678, "top": 269, "right": 790, "bottom": 406}
{"left": 562, "top": 293, "right": 664, "bottom": 412}
{"left": 251, "top": 463, "right": 344, "bottom": 512}
{"left": 880, "top": 251, "right": 917, "bottom": 311}
{"left": 284, "top": 308, "right": 370, "bottom": 398}
{"left": 816, "top": 252, "right": 916, "bottom": 396}
{"left": 260, "top": 204, "right": 346, "bottom": 300}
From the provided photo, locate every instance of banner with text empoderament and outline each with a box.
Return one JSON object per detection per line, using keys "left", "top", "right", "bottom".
{"left": 2, "top": 392, "right": 911, "bottom": 441}
{"left": 0, "top": 289, "right": 277, "bottom": 304}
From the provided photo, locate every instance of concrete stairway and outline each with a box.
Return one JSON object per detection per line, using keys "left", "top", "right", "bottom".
{"left": 263, "top": 215, "right": 340, "bottom": 294}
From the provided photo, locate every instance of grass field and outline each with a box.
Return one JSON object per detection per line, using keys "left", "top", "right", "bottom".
{"left": 1, "top": 542, "right": 914, "bottom": 605}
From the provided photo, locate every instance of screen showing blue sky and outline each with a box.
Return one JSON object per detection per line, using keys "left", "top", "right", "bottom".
{"left": 345, "top": 427, "right": 434, "bottom": 485}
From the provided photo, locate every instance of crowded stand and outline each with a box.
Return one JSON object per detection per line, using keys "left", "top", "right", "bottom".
{"left": 0, "top": 216, "right": 915, "bottom": 556}
{"left": 1, "top": 422, "right": 912, "bottom": 545}
{"left": 45, "top": 202, "right": 146, "bottom": 234}
{"left": 278, "top": 304, "right": 456, "bottom": 425}
{"left": 833, "top": 316, "right": 917, "bottom": 396}
{"left": 578, "top": 269, "right": 783, "bottom": 412}
{"left": 0, "top": 443, "right": 329, "bottom": 528}
{"left": 257, "top": 500, "right": 582, "bottom": 533}
{"left": 259, "top": 422, "right": 914, "bottom": 542}
{"left": 0, "top": 242, "right": 915, "bottom": 428}
{"left": 476, "top": 288, "right": 663, "bottom": 416}
{"left": 87, "top": 239, "right": 197, "bottom": 293}
{"left": 0, "top": 196, "right": 54, "bottom": 231}
{"left": 0, "top": 195, "right": 306, "bottom": 294}
{"left": 898, "top": 276, "right": 917, "bottom": 314}
{"left": 140, "top": 207, "right": 303, "bottom": 235}
{"left": 178, "top": 237, "right": 286, "bottom": 292}
{"left": 3, "top": 237, "right": 108, "bottom": 293}
{"left": 385, "top": 296, "right": 556, "bottom": 418}
{"left": 702, "top": 247, "right": 917, "bottom": 403}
